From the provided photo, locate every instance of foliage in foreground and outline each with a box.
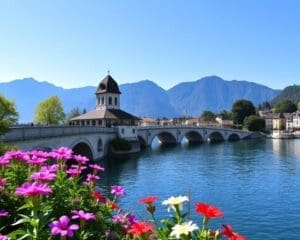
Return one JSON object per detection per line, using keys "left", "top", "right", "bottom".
{"left": 0, "top": 148, "right": 246, "bottom": 239}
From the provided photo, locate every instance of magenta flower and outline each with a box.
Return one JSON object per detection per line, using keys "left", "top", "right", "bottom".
{"left": 66, "top": 168, "right": 82, "bottom": 178}
{"left": 0, "top": 209, "right": 9, "bottom": 218}
{"left": 0, "top": 156, "right": 10, "bottom": 167}
{"left": 40, "top": 164, "right": 59, "bottom": 173}
{"left": 29, "top": 150, "right": 51, "bottom": 159}
{"left": 70, "top": 165, "right": 87, "bottom": 171}
{"left": 0, "top": 234, "right": 8, "bottom": 240}
{"left": 89, "top": 164, "right": 105, "bottom": 172}
{"left": 111, "top": 185, "right": 125, "bottom": 197}
{"left": 74, "top": 155, "right": 89, "bottom": 165}
{"left": 51, "top": 147, "right": 73, "bottom": 161}
{"left": 3, "top": 150, "right": 30, "bottom": 162}
{"left": 27, "top": 156, "right": 47, "bottom": 166}
{"left": 15, "top": 182, "right": 52, "bottom": 197}
{"left": 72, "top": 210, "right": 96, "bottom": 221}
{"left": 49, "top": 215, "right": 79, "bottom": 237}
{"left": 0, "top": 178, "right": 6, "bottom": 190}
{"left": 30, "top": 170, "right": 56, "bottom": 182}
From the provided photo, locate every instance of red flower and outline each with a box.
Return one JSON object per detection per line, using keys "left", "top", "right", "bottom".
{"left": 195, "top": 202, "right": 224, "bottom": 219}
{"left": 138, "top": 196, "right": 158, "bottom": 205}
{"left": 222, "top": 224, "right": 247, "bottom": 240}
{"left": 128, "top": 221, "right": 154, "bottom": 237}
{"left": 107, "top": 200, "right": 119, "bottom": 210}
{"left": 92, "top": 191, "right": 107, "bottom": 203}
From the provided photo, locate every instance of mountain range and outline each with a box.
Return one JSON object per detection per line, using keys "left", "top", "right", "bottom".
{"left": 0, "top": 76, "right": 281, "bottom": 122}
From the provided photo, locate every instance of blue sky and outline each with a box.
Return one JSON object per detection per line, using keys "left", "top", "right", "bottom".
{"left": 0, "top": 0, "right": 300, "bottom": 90}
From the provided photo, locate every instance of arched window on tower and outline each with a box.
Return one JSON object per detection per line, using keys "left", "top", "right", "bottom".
{"left": 109, "top": 97, "right": 112, "bottom": 105}
{"left": 115, "top": 97, "right": 118, "bottom": 106}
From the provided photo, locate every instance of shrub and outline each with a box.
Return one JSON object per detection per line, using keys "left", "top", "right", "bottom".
{"left": 243, "top": 115, "right": 266, "bottom": 132}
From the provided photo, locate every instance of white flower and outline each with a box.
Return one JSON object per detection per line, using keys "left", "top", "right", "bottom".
{"left": 162, "top": 195, "right": 189, "bottom": 211}
{"left": 170, "top": 221, "right": 199, "bottom": 239}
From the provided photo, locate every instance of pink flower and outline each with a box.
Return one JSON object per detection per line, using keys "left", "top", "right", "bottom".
{"left": 0, "top": 234, "right": 8, "bottom": 240}
{"left": 70, "top": 165, "right": 87, "bottom": 171}
{"left": 3, "top": 150, "right": 30, "bottom": 162}
{"left": 0, "top": 178, "right": 6, "bottom": 190}
{"left": 0, "top": 156, "right": 10, "bottom": 167}
{"left": 49, "top": 215, "right": 79, "bottom": 237}
{"left": 72, "top": 210, "right": 96, "bottom": 221}
{"left": 40, "top": 164, "right": 59, "bottom": 173}
{"left": 15, "top": 182, "right": 52, "bottom": 197}
{"left": 27, "top": 156, "right": 47, "bottom": 166}
{"left": 29, "top": 150, "right": 51, "bottom": 159}
{"left": 113, "top": 213, "right": 137, "bottom": 229}
{"left": 30, "top": 170, "right": 56, "bottom": 182}
{"left": 89, "top": 164, "right": 105, "bottom": 172}
{"left": 0, "top": 209, "right": 9, "bottom": 217}
{"left": 74, "top": 155, "right": 89, "bottom": 165}
{"left": 66, "top": 168, "right": 82, "bottom": 178}
{"left": 51, "top": 147, "right": 73, "bottom": 161}
{"left": 111, "top": 185, "right": 125, "bottom": 197}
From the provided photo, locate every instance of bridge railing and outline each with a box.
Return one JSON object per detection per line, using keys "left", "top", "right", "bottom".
{"left": 1, "top": 126, "right": 116, "bottom": 142}
{"left": 137, "top": 125, "right": 249, "bottom": 133}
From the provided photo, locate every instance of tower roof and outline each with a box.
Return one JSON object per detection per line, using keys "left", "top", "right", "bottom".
{"left": 96, "top": 74, "right": 121, "bottom": 94}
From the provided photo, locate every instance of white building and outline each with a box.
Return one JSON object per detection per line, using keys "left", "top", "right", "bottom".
{"left": 286, "top": 111, "right": 300, "bottom": 131}
{"left": 70, "top": 74, "right": 140, "bottom": 127}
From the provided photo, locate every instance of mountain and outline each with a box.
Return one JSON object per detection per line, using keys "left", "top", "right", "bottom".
{"left": 0, "top": 76, "right": 281, "bottom": 122}
{"left": 167, "top": 76, "right": 281, "bottom": 116}
{"left": 0, "top": 78, "right": 95, "bottom": 122}
{"left": 120, "top": 80, "right": 178, "bottom": 117}
{"left": 271, "top": 85, "right": 300, "bottom": 104}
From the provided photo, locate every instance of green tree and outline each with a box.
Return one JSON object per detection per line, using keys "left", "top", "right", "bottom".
{"left": 0, "top": 95, "right": 18, "bottom": 135}
{"left": 244, "top": 115, "right": 266, "bottom": 132}
{"left": 67, "top": 107, "right": 82, "bottom": 120}
{"left": 231, "top": 99, "right": 256, "bottom": 125}
{"left": 217, "top": 110, "right": 232, "bottom": 120}
{"left": 274, "top": 100, "right": 297, "bottom": 113}
{"left": 200, "top": 111, "right": 216, "bottom": 121}
{"left": 34, "top": 96, "right": 65, "bottom": 124}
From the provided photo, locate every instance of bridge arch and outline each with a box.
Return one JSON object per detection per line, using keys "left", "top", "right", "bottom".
{"left": 138, "top": 135, "right": 147, "bottom": 148}
{"left": 208, "top": 131, "right": 225, "bottom": 143}
{"left": 181, "top": 130, "right": 203, "bottom": 143}
{"left": 150, "top": 131, "right": 177, "bottom": 146}
{"left": 227, "top": 133, "right": 241, "bottom": 141}
{"left": 71, "top": 138, "right": 95, "bottom": 161}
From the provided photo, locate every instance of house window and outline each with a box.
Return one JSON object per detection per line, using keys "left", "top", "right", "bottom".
{"left": 109, "top": 97, "right": 112, "bottom": 105}
{"left": 132, "top": 128, "right": 136, "bottom": 134}
{"left": 121, "top": 128, "right": 125, "bottom": 134}
{"left": 115, "top": 97, "right": 118, "bottom": 105}
{"left": 98, "top": 120, "right": 102, "bottom": 125}
{"left": 101, "top": 97, "right": 104, "bottom": 105}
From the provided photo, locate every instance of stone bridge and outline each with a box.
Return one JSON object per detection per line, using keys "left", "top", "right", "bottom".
{"left": 1, "top": 126, "right": 117, "bottom": 160}
{"left": 137, "top": 126, "right": 252, "bottom": 147}
{"left": 1, "top": 125, "right": 252, "bottom": 160}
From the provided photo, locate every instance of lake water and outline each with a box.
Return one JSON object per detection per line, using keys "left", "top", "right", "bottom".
{"left": 98, "top": 139, "right": 300, "bottom": 239}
